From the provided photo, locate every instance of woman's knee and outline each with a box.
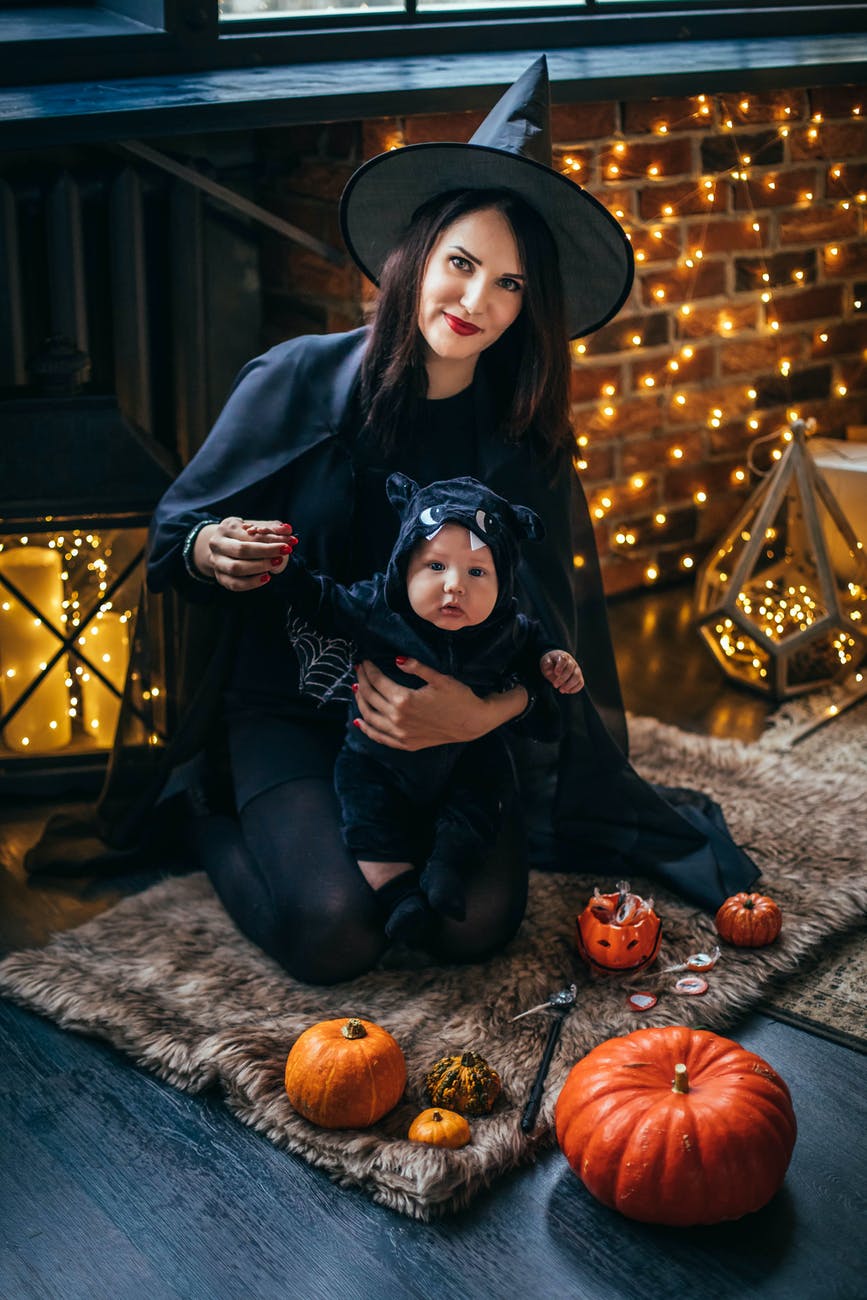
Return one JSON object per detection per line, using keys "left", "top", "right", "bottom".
{"left": 265, "top": 894, "right": 386, "bottom": 985}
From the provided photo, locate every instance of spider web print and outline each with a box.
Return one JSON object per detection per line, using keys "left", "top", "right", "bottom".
{"left": 286, "top": 615, "right": 357, "bottom": 706}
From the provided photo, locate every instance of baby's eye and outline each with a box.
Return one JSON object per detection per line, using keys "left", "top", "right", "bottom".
{"left": 450, "top": 255, "right": 472, "bottom": 272}
{"left": 468, "top": 567, "right": 487, "bottom": 579}
{"left": 498, "top": 277, "right": 523, "bottom": 293}
{"left": 429, "top": 561, "right": 445, "bottom": 571}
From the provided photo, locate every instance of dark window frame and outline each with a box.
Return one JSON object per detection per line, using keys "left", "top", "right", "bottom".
{"left": 2, "top": 2, "right": 867, "bottom": 87}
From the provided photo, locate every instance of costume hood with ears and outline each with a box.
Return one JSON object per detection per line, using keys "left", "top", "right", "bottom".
{"left": 384, "top": 473, "right": 544, "bottom": 625}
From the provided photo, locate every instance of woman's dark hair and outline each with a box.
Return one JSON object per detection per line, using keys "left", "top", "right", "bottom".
{"left": 360, "top": 188, "right": 572, "bottom": 459}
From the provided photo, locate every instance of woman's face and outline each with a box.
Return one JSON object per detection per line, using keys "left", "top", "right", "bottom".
{"left": 417, "top": 208, "right": 525, "bottom": 386}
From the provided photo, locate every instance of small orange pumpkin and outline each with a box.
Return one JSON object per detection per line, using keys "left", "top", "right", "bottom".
{"left": 408, "top": 1108, "right": 471, "bottom": 1148}
{"left": 284, "top": 1017, "right": 406, "bottom": 1129}
{"left": 575, "top": 887, "right": 662, "bottom": 973}
{"left": 715, "top": 892, "right": 782, "bottom": 947}
{"left": 555, "top": 1026, "right": 797, "bottom": 1225}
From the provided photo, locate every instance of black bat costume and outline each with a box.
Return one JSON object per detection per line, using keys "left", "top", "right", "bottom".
{"left": 273, "top": 473, "right": 561, "bottom": 940}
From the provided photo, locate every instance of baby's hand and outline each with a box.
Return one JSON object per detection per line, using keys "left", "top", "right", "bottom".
{"left": 540, "top": 650, "right": 584, "bottom": 695}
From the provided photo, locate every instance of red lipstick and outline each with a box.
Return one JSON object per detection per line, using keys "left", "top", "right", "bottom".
{"left": 443, "top": 313, "right": 481, "bottom": 336}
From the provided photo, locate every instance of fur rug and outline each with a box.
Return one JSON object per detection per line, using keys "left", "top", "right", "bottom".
{"left": 1, "top": 716, "right": 865, "bottom": 1220}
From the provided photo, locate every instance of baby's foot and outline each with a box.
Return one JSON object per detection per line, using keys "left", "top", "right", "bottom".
{"left": 384, "top": 890, "right": 433, "bottom": 945}
{"left": 420, "top": 862, "right": 466, "bottom": 922}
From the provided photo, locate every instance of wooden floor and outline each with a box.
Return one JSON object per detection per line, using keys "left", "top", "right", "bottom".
{"left": 1, "top": 585, "right": 864, "bottom": 1300}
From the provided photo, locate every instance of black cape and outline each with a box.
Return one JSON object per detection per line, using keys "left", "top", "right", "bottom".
{"left": 28, "top": 328, "right": 759, "bottom": 910}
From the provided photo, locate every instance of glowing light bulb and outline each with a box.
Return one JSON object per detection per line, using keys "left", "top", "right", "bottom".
{"left": 631, "top": 475, "right": 646, "bottom": 490}
{"left": 645, "top": 566, "right": 658, "bottom": 581}
{"left": 654, "top": 513, "right": 667, "bottom": 526}
{"left": 695, "top": 490, "right": 707, "bottom": 504}
{"left": 671, "top": 447, "right": 684, "bottom": 460}
{"left": 681, "top": 556, "right": 694, "bottom": 569}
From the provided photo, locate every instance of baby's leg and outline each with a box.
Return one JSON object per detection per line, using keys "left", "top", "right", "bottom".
{"left": 421, "top": 735, "right": 514, "bottom": 921}
{"left": 334, "top": 749, "right": 433, "bottom": 945}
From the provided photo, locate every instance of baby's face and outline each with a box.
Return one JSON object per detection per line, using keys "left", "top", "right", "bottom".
{"left": 405, "top": 523, "right": 498, "bottom": 629}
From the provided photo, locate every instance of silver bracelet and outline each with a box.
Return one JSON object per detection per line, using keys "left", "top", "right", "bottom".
{"left": 182, "top": 518, "right": 220, "bottom": 585}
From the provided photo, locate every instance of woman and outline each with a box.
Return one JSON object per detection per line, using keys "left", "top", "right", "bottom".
{"left": 146, "top": 58, "right": 759, "bottom": 984}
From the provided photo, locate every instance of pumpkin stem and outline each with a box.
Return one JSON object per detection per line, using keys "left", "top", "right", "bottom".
{"left": 672, "top": 1063, "right": 690, "bottom": 1094}
{"left": 743, "top": 896, "right": 755, "bottom": 910}
{"left": 431, "top": 1110, "right": 443, "bottom": 1123}
{"left": 342, "top": 1018, "right": 367, "bottom": 1040}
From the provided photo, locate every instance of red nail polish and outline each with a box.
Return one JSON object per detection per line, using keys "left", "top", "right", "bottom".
{"left": 260, "top": 574, "right": 270, "bottom": 584}
{"left": 395, "top": 656, "right": 408, "bottom": 665}
{"left": 352, "top": 718, "right": 361, "bottom": 728}
{"left": 351, "top": 682, "right": 358, "bottom": 693}
{"left": 281, "top": 544, "right": 293, "bottom": 554}
{"left": 271, "top": 557, "right": 281, "bottom": 566}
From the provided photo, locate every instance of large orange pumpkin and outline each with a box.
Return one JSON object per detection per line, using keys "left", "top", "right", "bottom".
{"left": 555, "top": 1026, "right": 797, "bottom": 1225}
{"left": 284, "top": 1017, "right": 406, "bottom": 1129}
{"left": 575, "top": 889, "right": 662, "bottom": 973}
{"left": 715, "top": 892, "right": 782, "bottom": 947}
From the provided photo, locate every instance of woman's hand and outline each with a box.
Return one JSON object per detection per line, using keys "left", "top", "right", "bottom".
{"left": 193, "top": 518, "right": 297, "bottom": 592}
{"left": 540, "top": 649, "right": 584, "bottom": 694}
{"left": 353, "top": 658, "right": 528, "bottom": 751}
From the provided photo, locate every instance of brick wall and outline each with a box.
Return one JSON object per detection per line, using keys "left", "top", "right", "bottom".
{"left": 257, "top": 82, "right": 867, "bottom": 596}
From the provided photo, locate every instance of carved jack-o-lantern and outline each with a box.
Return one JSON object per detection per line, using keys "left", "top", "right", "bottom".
{"left": 575, "top": 884, "right": 662, "bottom": 973}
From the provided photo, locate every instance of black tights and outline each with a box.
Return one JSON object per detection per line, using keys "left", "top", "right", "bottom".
{"left": 192, "top": 774, "right": 528, "bottom": 986}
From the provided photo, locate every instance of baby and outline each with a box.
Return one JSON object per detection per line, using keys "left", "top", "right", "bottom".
{"left": 265, "top": 474, "right": 583, "bottom": 943}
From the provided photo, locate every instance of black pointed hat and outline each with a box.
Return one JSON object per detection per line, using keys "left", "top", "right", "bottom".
{"left": 339, "top": 56, "right": 634, "bottom": 339}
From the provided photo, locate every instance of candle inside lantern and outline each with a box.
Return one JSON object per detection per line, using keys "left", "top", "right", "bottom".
{"left": 0, "top": 546, "right": 71, "bottom": 752}
{"left": 77, "top": 610, "right": 130, "bottom": 746}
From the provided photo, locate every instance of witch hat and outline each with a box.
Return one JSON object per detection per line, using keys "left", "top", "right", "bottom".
{"left": 339, "top": 56, "right": 633, "bottom": 339}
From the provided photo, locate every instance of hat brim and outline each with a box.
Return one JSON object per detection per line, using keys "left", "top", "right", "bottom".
{"left": 339, "top": 142, "right": 634, "bottom": 340}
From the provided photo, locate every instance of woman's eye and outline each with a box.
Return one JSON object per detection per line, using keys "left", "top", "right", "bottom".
{"left": 450, "top": 256, "right": 472, "bottom": 271}
{"left": 499, "top": 277, "right": 523, "bottom": 293}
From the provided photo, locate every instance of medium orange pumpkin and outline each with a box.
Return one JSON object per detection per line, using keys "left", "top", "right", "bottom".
{"left": 575, "top": 889, "right": 662, "bottom": 973}
{"left": 555, "top": 1026, "right": 797, "bottom": 1226}
{"left": 408, "top": 1108, "right": 471, "bottom": 1148}
{"left": 715, "top": 892, "right": 782, "bottom": 947}
{"left": 284, "top": 1017, "right": 406, "bottom": 1129}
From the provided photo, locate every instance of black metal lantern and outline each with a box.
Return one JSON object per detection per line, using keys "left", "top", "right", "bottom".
{"left": 0, "top": 343, "right": 174, "bottom": 786}
{"left": 695, "top": 418, "right": 867, "bottom": 700}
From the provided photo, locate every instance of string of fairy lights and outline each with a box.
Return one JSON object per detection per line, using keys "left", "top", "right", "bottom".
{"left": 556, "top": 91, "right": 866, "bottom": 586}
{"left": 0, "top": 528, "right": 160, "bottom": 755}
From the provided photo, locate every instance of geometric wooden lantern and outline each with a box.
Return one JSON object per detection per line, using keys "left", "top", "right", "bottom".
{"left": 695, "top": 418, "right": 867, "bottom": 699}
